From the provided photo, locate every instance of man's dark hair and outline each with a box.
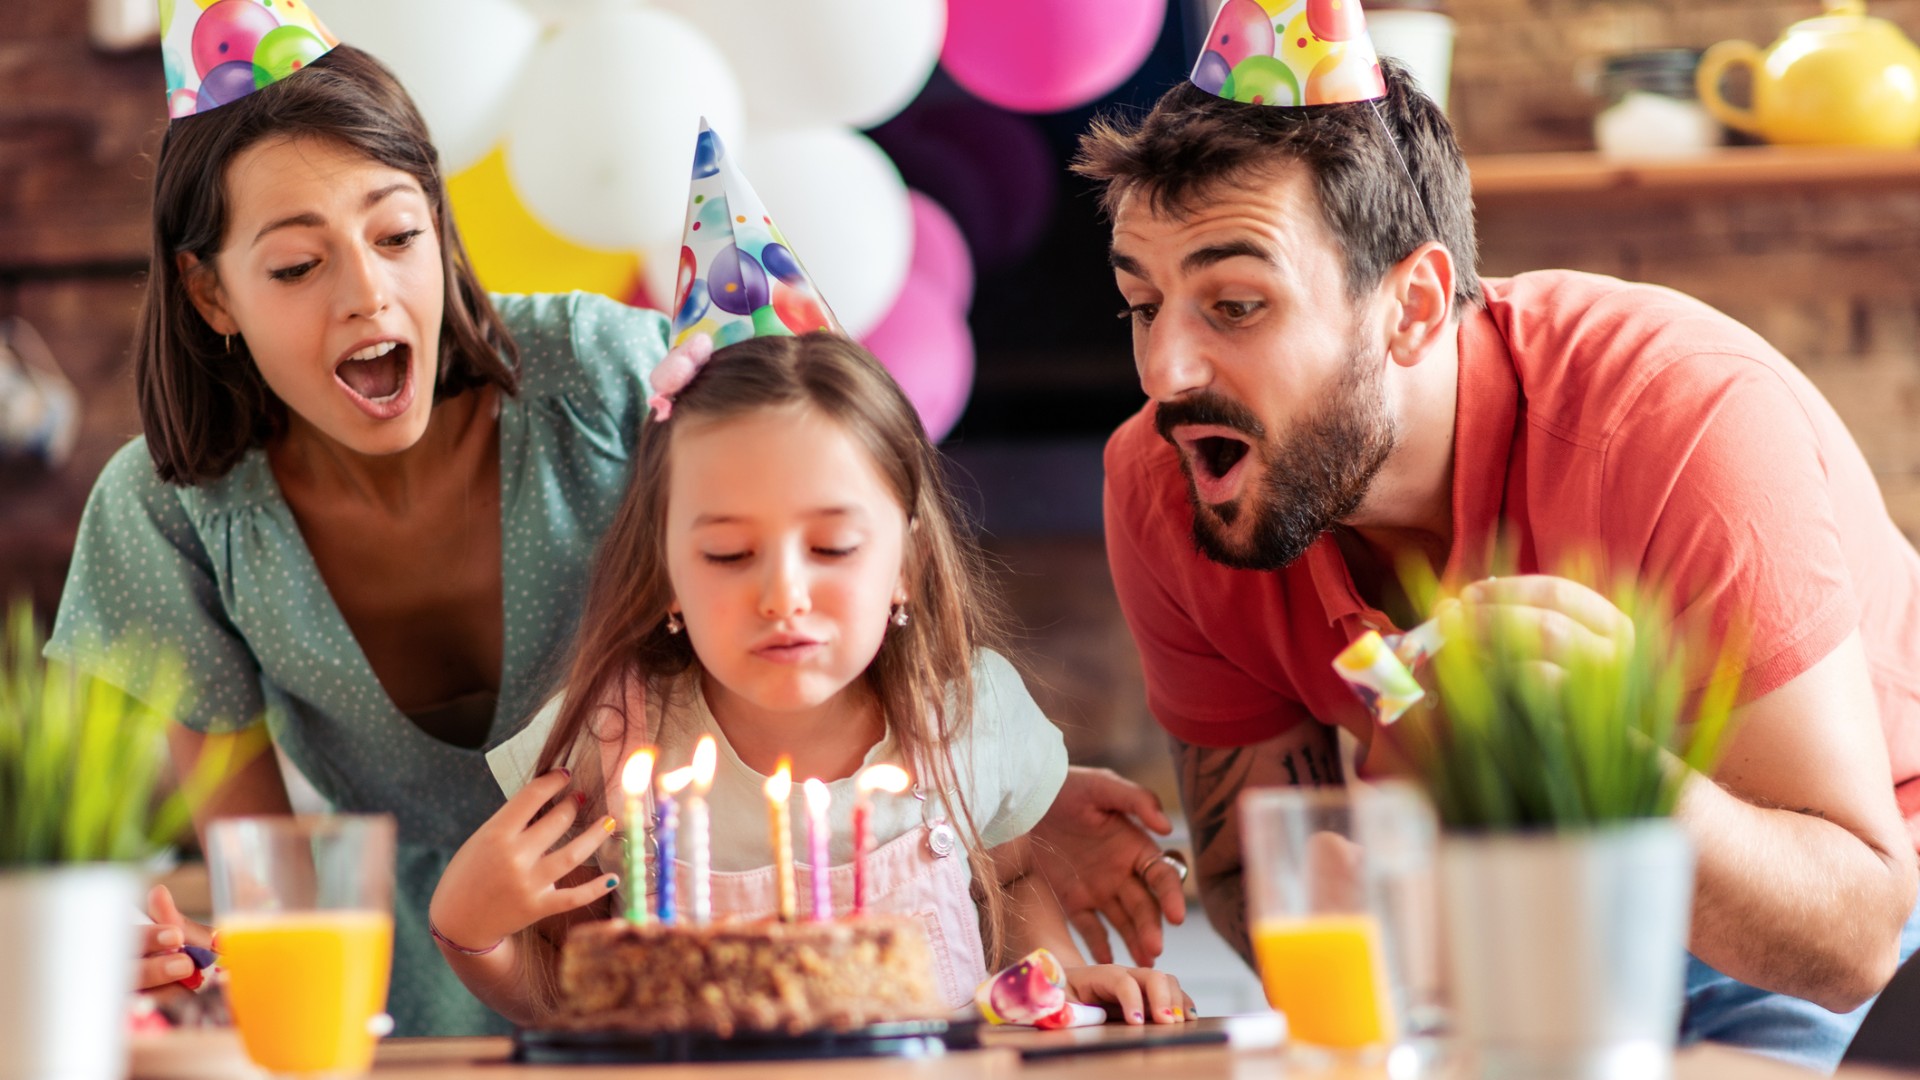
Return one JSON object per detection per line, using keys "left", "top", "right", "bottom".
{"left": 1073, "top": 58, "right": 1481, "bottom": 313}
{"left": 137, "top": 45, "right": 519, "bottom": 486}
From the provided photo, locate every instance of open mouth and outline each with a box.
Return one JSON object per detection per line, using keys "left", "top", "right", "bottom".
{"left": 336, "top": 341, "right": 409, "bottom": 401}
{"left": 1192, "top": 434, "right": 1251, "bottom": 481}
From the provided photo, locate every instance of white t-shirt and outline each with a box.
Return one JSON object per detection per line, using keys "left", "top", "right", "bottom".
{"left": 488, "top": 650, "right": 1070, "bottom": 875}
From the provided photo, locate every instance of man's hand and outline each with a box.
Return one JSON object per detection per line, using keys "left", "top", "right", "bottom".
{"left": 1030, "top": 767, "right": 1185, "bottom": 966}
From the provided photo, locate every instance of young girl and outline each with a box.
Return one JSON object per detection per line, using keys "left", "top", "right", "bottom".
{"left": 428, "top": 332, "right": 1194, "bottom": 1026}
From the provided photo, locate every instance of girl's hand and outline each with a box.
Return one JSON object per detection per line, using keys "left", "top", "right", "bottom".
{"left": 137, "top": 884, "right": 214, "bottom": 990}
{"left": 1064, "top": 964, "right": 1196, "bottom": 1025}
{"left": 429, "top": 769, "right": 619, "bottom": 954}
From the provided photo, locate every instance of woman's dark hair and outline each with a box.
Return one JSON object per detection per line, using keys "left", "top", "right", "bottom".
{"left": 1074, "top": 58, "right": 1482, "bottom": 313}
{"left": 137, "top": 45, "right": 519, "bottom": 485}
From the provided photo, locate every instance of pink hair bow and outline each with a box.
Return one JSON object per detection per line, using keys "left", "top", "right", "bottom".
{"left": 647, "top": 333, "right": 715, "bottom": 422}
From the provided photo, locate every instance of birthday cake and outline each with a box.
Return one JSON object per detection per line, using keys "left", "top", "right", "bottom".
{"left": 553, "top": 917, "right": 943, "bottom": 1036}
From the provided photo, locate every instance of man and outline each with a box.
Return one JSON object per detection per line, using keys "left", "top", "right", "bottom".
{"left": 1071, "top": 58, "right": 1920, "bottom": 1072}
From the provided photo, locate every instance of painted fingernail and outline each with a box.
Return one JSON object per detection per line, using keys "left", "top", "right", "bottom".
{"left": 602, "top": 816, "right": 617, "bottom": 833}
{"left": 1175, "top": 1007, "right": 1186, "bottom": 1020}
{"left": 605, "top": 877, "right": 618, "bottom": 890}
{"left": 556, "top": 767, "right": 572, "bottom": 780}
{"left": 572, "top": 791, "right": 587, "bottom": 808}
{"left": 183, "top": 945, "right": 216, "bottom": 968}
{"left": 163, "top": 955, "right": 192, "bottom": 978}
{"left": 1129, "top": 1011, "right": 1144, "bottom": 1024}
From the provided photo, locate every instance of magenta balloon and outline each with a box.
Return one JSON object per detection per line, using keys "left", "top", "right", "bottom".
{"left": 908, "top": 192, "right": 974, "bottom": 315}
{"left": 942, "top": 0, "right": 1169, "bottom": 114}
{"left": 861, "top": 276, "right": 975, "bottom": 443}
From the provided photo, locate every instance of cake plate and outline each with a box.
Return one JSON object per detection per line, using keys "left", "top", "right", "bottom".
{"left": 514, "top": 1019, "right": 970, "bottom": 1064}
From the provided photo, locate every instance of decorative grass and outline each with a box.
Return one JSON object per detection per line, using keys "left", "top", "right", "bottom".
{"left": 0, "top": 600, "right": 245, "bottom": 865}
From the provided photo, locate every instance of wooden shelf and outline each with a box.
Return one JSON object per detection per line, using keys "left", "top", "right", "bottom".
{"left": 1468, "top": 146, "right": 1920, "bottom": 198}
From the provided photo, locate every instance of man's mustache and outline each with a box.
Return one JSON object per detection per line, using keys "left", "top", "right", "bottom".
{"left": 1153, "top": 393, "right": 1266, "bottom": 445}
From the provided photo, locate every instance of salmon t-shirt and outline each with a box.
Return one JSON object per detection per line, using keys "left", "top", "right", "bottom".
{"left": 1104, "top": 270, "right": 1920, "bottom": 846}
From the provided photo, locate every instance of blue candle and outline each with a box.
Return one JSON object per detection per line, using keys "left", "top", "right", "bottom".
{"left": 657, "top": 766, "right": 694, "bottom": 925}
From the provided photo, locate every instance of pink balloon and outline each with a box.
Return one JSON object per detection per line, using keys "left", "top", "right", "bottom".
{"left": 908, "top": 191, "right": 974, "bottom": 315}
{"left": 861, "top": 276, "right": 975, "bottom": 443}
{"left": 942, "top": 0, "right": 1169, "bottom": 114}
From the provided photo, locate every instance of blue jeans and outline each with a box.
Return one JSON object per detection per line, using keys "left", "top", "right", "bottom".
{"left": 1680, "top": 898, "right": 1920, "bottom": 1073}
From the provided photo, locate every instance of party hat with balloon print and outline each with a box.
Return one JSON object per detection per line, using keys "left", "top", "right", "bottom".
{"left": 667, "top": 120, "right": 841, "bottom": 350}
{"left": 1190, "top": 0, "right": 1386, "bottom": 107}
{"left": 160, "top": 0, "right": 340, "bottom": 120}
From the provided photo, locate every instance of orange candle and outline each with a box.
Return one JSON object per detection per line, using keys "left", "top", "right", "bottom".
{"left": 765, "top": 757, "right": 797, "bottom": 923}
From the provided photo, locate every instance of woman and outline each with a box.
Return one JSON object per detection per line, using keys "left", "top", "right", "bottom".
{"left": 51, "top": 44, "right": 669, "bottom": 1035}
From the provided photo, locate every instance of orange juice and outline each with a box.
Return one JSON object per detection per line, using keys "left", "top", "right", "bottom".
{"left": 218, "top": 910, "right": 394, "bottom": 1075}
{"left": 1253, "top": 913, "right": 1396, "bottom": 1049}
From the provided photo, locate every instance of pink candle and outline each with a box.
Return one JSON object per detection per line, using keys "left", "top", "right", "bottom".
{"left": 853, "top": 764, "right": 910, "bottom": 915}
{"left": 803, "top": 778, "right": 832, "bottom": 921}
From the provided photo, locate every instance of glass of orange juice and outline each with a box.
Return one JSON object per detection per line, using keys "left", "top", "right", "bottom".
{"left": 1241, "top": 784, "right": 1440, "bottom": 1065}
{"left": 206, "top": 815, "right": 396, "bottom": 1078}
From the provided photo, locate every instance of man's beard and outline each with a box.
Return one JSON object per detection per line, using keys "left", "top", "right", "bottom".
{"left": 1156, "top": 334, "right": 1396, "bottom": 572}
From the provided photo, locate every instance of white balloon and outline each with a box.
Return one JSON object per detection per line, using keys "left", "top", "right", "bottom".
{"left": 739, "top": 128, "right": 913, "bottom": 339}
{"left": 505, "top": 8, "right": 745, "bottom": 252}
{"left": 319, "top": 0, "right": 540, "bottom": 175}
{"left": 654, "top": 0, "right": 945, "bottom": 130}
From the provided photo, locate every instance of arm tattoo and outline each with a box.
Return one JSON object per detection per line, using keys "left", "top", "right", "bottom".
{"left": 1171, "top": 725, "right": 1342, "bottom": 969}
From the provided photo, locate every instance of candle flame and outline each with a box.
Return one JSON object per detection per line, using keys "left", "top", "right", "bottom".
{"left": 692, "top": 735, "right": 718, "bottom": 792}
{"left": 659, "top": 765, "right": 696, "bottom": 796}
{"left": 856, "top": 763, "right": 910, "bottom": 795}
{"left": 621, "top": 748, "right": 656, "bottom": 795}
{"left": 803, "top": 777, "right": 831, "bottom": 813}
{"left": 765, "top": 757, "right": 792, "bottom": 801}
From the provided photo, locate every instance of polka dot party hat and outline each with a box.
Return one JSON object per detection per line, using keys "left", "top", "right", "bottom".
{"left": 160, "top": 0, "right": 340, "bottom": 120}
{"left": 1190, "top": 0, "right": 1386, "bottom": 107}
{"left": 667, "top": 120, "right": 841, "bottom": 351}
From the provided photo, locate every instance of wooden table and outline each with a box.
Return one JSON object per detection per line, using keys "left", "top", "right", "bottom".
{"left": 366, "top": 1036, "right": 1915, "bottom": 1078}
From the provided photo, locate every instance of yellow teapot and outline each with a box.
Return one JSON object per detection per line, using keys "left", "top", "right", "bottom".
{"left": 1696, "top": 0, "right": 1920, "bottom": 147}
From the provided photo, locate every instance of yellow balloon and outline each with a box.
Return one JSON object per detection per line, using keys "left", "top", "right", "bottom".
{"left": 447, "top": 147, "right": 642, "bottom": 301}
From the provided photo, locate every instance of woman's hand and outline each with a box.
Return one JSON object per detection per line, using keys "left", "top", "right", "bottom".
{"left": 1064, "top": 964, "right": 1195, "bottom": 1025}
{"left": 429, "top": 769, "right": 619, "bottom": 954}
{"left": 137, "top": 884, "right": 215, "bottom": 990}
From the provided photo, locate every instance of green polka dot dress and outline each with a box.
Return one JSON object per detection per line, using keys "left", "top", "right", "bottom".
{"left": 48, "top": 292, "right": 668, "bottom": 1036}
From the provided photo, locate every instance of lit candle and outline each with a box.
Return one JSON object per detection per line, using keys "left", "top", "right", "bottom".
{"left": 620, "top": 749, "right": 656, "bottom": 926}
{"left": 803, "top": 778, "right": 833, "bottom": 922}
{"left": 765, "top": 757, "right": 797, "bottom": 923}
{"left": 853, "top": 764, "right": 910, "bottom": 915}
{"left": 689, "top": 735, "right": 718, "bottom": 925}
{"left": 656, "top": 766, "right": 693, "bottom": 925}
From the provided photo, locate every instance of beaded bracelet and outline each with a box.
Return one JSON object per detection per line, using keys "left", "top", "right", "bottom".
{"left": 429, "top": 918, "right": 502, "bottom": 957}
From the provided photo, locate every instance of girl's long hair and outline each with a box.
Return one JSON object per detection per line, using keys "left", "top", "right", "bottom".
{"left": 534, "top": 332, "right": 1014, "bottom": 950}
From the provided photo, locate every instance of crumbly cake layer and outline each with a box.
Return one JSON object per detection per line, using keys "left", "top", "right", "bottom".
{"left": 554, "top": 917, "right": 943, "bottom": 1036}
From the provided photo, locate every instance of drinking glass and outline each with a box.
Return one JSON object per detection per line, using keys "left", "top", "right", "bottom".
{"left": 206, "top": 815, "right": 396, "bottom": 1079}
{"left": 1241, "top": 783, "right": 1441, "bottom": 1064}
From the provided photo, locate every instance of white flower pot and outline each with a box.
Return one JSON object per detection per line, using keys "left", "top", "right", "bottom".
{"left": 1442, "top": 821, "right": 1694, "bottom": 1080}
{"left": 0, "top": 865, "right": 141, "bottom": 1080}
